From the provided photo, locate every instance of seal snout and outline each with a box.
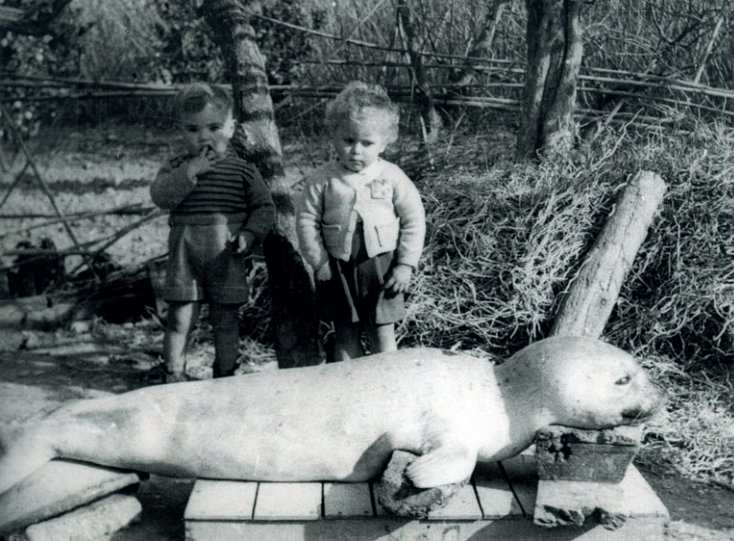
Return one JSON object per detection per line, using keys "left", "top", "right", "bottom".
{"left": 621, "top": 382, "right": 664, "bottom": 425}
{"left": 620, "top": 406, "right": 653, "bottom": 425}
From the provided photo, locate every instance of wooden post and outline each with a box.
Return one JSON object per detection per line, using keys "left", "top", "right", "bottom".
{"left": 551, "top": 171, "right": 666, "bottom": 338}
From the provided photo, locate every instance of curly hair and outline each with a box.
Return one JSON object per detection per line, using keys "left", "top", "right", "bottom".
{"left": 173, "top": 83, "right": 233, "bottom": 120}
{"left": 325, "top": 81, "right": 400, "bottom": 144}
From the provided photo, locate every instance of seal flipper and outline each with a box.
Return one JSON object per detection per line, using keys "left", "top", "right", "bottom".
{"left": 406, "top": 443, "right": 477, "bottom": 488}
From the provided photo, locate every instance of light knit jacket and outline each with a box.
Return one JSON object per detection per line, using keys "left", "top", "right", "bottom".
{"left": 297, "top": 159, "right": 426, "bottom": 272}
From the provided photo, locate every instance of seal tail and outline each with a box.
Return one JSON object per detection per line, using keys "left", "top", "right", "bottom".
{"left": 0, "top": 428, "right": 55, "bottom": 495}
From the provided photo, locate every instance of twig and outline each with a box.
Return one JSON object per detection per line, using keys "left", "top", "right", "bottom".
{"left": 67, "top": 209, "right": 165, "bottom": 275}
{"left": 0, "top": 203, "right": 147, "bottom": 238}
{"left": 0, "top": 102, "right": 96, "bottom": 277}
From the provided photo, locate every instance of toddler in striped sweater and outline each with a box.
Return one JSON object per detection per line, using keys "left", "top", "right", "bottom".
{"left": 151, "top": 83, "right": 275, "bottom": 382}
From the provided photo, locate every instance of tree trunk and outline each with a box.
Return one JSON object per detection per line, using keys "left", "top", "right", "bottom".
{"left": 201, "top": 0, "right": 321, "bottom": 368}
{"left": 551, "top": 171, "right": 666, "bottom": 338}
{"left": 396, "top": 0, "right": 442, "bottom": 145}
{"left": 516, "top": 0, "right": 583, "bottom": 160}
{"left": 450, "top": 0, "right": 509, "bottom": 87}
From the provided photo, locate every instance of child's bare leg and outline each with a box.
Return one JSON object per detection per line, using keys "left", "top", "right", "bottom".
{"left": 210, "top": 302, "right": 240, "bottom": 377}
{"left": 334, "top": 321, "right": 364, "bottom": 362}
{"left": 368, "top": 323, "right": 397, "bottom": 354}
{"left": 164, "top": 301, "right": 200, "bottom": 375}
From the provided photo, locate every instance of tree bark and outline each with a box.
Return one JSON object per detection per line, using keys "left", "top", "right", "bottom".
{"left": 0, "top": 0, "right": 73, "bottom": 36}
{"left": 551, "top": 171, "right": 666, "bottom": 338}
{"left": 202, "top": 0, "right": 321, "bottom": 368}
{"left": 516, "top": 0, "right": 583, "bottom": 160}
{"left": 450, "top": 0, "right": 509, "bottom": 86}
{"left": 396, "top": 0, "right": 442, "bottom": 145}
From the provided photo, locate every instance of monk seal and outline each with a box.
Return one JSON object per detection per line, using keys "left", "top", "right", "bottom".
{"left": 0, "top": 336, "right": 661, "bottom": 495}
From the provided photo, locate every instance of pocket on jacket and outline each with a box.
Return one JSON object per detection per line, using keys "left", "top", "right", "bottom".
{"left": 321, "top": 223, "right": 342, "bottom": 251}
{"left": 374, "top": 220, "right": 399, "bottom": 250}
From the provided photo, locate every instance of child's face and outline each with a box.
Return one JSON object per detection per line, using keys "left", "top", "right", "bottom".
{"left": 179, "top": 103, "right": 235, "bottom": 158}
{"left": 332, "top": 108, "right": 391, "bottom": 173}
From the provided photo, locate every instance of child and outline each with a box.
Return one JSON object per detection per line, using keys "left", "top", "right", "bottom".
{"left": 151, "top": 83, "right": 275, "bottom": 382}
{"left": 297, "top": 81, "right": 425, "bottom": 362}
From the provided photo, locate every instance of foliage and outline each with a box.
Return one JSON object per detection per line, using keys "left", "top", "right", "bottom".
{"left": 255, "top": 0, "right": 323, "bottom": 86}
{"left": 3, "top": 0, "right": 733, "bottom": 129}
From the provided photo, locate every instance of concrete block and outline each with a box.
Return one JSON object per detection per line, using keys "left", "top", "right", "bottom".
{"left": 535, "top": 425, "right": 641, "bottom": 483}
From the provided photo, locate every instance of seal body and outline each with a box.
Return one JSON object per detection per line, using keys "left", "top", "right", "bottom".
{"left": 0, "top": 336, "right": 661, "bottom": 494}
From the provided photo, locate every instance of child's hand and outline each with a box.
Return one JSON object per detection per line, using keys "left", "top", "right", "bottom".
{"left": 383, "top": 264, "right": 412, "bottom": 295}
{"left": 186, "top": 146, "right": 218, "bottom": 178}
{"left": 316, "top": 262, "right": 333, "bottom": 282}
{"left": 229, "top": 231, "right": 255, "bottom": 256}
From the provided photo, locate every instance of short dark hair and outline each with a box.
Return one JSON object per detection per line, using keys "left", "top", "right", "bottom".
{"left": 173, "top": 83, "right": 233, "bottom": 119}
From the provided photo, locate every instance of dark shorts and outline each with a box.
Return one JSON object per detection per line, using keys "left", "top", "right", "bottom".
{"left": 317, "top": 225, "right": 406, "bottom": 325}
{"left": 163, "top": 222, "right": 249, "bottom": 304}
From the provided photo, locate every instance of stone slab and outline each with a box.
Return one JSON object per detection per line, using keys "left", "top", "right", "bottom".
{"left": 186, "top": 515, "right": 668, "bottom": 541}
{"left": 24, "top": 493, "right": 141, "bottom": 541}
{"left": 0, "top": 459, "right": 140, "bottom": 534}
{"left": 253, "top": 482, "right": 322, "bottom": 520}
{"left": 184, "top": 480, "right": 257, "bottom": 521}
{"left": 534, "top": 464, "right": 669, "bottom": 529}
{"left": 324, "top": 483, "right": 373, "bottom": 518}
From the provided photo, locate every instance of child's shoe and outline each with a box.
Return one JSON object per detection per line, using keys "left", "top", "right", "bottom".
{"left": 212, "top": 363, "right": 239, "bottom": 379}
{"left": 143, "top": 363, "right": 190, "bottom": 384}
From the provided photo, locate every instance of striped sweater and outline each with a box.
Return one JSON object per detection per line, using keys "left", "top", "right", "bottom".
{"left": 151, "top": 152, "right": 275, "bottom": 241}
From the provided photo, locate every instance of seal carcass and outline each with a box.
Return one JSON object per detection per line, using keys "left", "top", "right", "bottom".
{"left": 0, "top": 336, "right": 661, "bottom": 495}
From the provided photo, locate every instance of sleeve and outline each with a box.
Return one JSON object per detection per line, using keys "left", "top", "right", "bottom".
{"left": 150, "top": 157, "right": 197, "bottom": 210}
{"left": 241, "top": 165, "right": 276, "bottom": 243}
{"left": 295, "top": 176, "right": 330, "bottom": 271}
{"left": 392, "top": 169, "right": 426, "bottom": 269}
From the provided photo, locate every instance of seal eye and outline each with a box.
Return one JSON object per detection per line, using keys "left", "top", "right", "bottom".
{"left": 615, "top": 375, "right": 631, "bottom": 386}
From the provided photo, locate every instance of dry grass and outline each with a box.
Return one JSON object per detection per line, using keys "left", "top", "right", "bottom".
{"left": 639, "top": 353, "right": 734, "bottom": 488}
{"left": 389, "top": 120, "right": 734, "bottom": 484}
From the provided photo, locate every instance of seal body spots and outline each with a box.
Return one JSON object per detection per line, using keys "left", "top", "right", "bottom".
{"left": 0, "top": 337, "right": 661, "bottom": 495}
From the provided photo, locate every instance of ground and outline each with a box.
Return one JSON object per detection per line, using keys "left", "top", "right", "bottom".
{"left": 1, "top": 126, "right": 733, "bottom": 539}
{"left": 0, "top": 327, "right": 732, "bottom": 540}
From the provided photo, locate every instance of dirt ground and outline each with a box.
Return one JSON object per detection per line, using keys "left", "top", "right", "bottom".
{"left": 0, "top": 328, "right": 732, "bottom": 541}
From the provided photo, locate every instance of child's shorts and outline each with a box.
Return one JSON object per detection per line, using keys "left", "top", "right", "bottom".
{"left": 162, "top": 220, "right": 249, "bottom": 305}
{"left": 317, "top": 225, "right": 406, "bottom": 325}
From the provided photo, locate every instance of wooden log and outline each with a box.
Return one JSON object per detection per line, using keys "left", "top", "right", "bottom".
{"left": 551, "top": 170, "right": 666, "bottom": 337}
